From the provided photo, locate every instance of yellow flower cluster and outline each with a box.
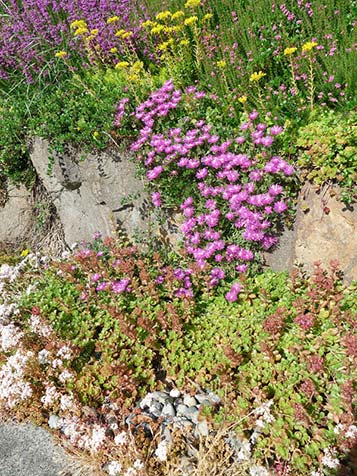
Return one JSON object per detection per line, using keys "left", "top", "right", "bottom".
{"left": 70, "top": 19, "right": 88, "bottom": 36}
{"left": 74, "top": 27, "right": 88, "bottom": 36}
{"left": 115, "top": 61, "right": 129, "bottom": 69}
{"left": 110, "top": 47, "right": 118, "bottom": 53}
{"left": 107, "top": 16, "right": 119, "bottom": 24}
{"left": 202, "top": 13, "right": 213, "bottom": 21}
{"left": 302, "top": 41, "right": 318, "bottom": 52}
{"left": 70, "top": 19, "right": 87, "bottom": 30}
{"left": 55, "top": 50, "right": 67, "bottom": 58}
{"left": 171, "top": 11, "right": 185, "bottom": 20}
{"left": 156, "top": 11, "right": 172, "bottom": 21}
{"left": 238, "top": 95, "right": 247, "bottom": 104}
{"left": 185, "top": 0, "right": 201, "bottom": 8}
{"left": 184, "top": 16, "right": 198, "bottom": 26}
{"left": 115, "top": 29, "right": 133, "bottom": 39}
{"left": 157, "top": 39, "right": 174, "bottom": 51}
{"left": 249, "top": 71, "right": 266, "bottom": 82}
{"left": 284, "top": 47, "right": 297, "bottom": 56}
{"left": 216, "top": 60, "right": 226, "bottom": 69}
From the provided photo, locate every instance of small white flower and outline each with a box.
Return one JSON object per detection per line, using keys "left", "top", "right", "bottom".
{"left": 114, "top": 431, "right": 127, "bottom": 445}
{"left": 59, "top": 369, "right": 73, "bottom": 383}
{"left": 107, "top": 461, "right": 122, "bottom": 476}
{"left": 133, "top": 459, "right": 144, "bottom": 469}
{"left": 89, "top": 425, "right": 106, "bottom": 451}
{"left": 60, "top": 394, "right": 75, "bottom": 411}
{"left": 249, "top": 465, "right": 270, "bottom": 476}
{"left": 154, "top": 440, "right": 168, "bottom": 462}
{"left": 321, "top": 448, "right": 339, "bottom": 469}
{"left": 125, "top": 468, "right": 137, "bottom": 476}
{"left": 334, "top": 423, "right": 344, "bottom": 435}
{"left": 346, "top": 424, "right": 357, "bottom": 439}
{"left": 57, "top": 345, "right": 72, "bottom": 360}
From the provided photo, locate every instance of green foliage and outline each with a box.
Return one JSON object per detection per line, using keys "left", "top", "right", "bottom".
{"left": 296, "top": 109, "right": 357, "bottom": 204}
{"left": 6, "top": 238, "right": 355, "bottom": 474}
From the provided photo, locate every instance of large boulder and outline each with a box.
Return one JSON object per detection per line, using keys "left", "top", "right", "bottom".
{"left": 29, "top": 137, "right": 151, "bottom": 246}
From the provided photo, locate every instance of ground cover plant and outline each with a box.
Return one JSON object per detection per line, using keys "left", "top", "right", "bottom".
{"left": 0, "top": 1, "right": 356, "bottom": 475}
{"left": 0, "top": 243, "right": 356, "bottom": 475}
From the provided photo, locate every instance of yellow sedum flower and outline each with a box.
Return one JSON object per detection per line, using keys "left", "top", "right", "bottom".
{"left": 185, "top": 0, "right": 201, "bottom": 8}
{"left": 302, "top": 41, "right": 318, "bottom": 52}
{"left": 122, "top": 31, "right": 133, "bottom": 39}
{"left": 93, "top": 131, "right": 100, "bottom": 139}
{"left": 203, "top": 13, "right": 213, "bottom": 21}
{"left": 107, "top": 16, "right": 119, "bottom": 24}
{"left": 284, "top": 47, "right": 297, "bottom": 56}
{"left": 249, "top": 71, "right": 266, "bottom": 82}
{"left": 132, "top": 61, "right": 144, "bottom": 73}
{"left": 171, "top": 11, "right": 185, "bottom": 20}
{"left": 20, "top": 249, "right": 30, "bottom": 257}
{"left": 151, "top": 24, "right": 165, "bottom": 34}
{"left": 74, "top": 27, "right": 88, "bottom": 36}
{"left": 70, "top": 19, "right": 87, "bottom": 30}
{"left": 110, "top": 47, "right": 118, "bottom": 53}
{"left": 55, "top": 50, "right": 67, "bottom": 58}
{"left": 179, "top": 39, "right": 190, "bottom": 47}
{"left": 155, "top": 11, "right": 172, "bottom": 21}
{"left": 115, "top": 29, "right": 126, "bottom": 37}
{"left": 90, "top": 29, "right": 99, "bottom": 35}
{"left": 217, "top": 60, "right": 226, "bottom": 69}
{"left": 238, "top": 95, "right": 248, "bottom": 104}
{"left": 142, "top": 20, "right": 155, "bottom": 28}
{"left": 184, "top": 16, "right": 198, "bottom": 26}
{"left": 115, "top": 61, "right": 129, "bottom": 69}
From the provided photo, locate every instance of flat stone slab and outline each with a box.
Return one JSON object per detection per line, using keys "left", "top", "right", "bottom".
{"left": 0, "top": 422, "right": 72, "bottom": 476}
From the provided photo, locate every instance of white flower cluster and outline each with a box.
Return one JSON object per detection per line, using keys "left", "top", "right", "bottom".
{"left": 0, "top": 323, "right": 23, "bottom": 352}
{"left": 321, "top": 447, "right": 340, "bottom": 469}
{"left": 0, "top": 349, "right": 34, "bottom": 407}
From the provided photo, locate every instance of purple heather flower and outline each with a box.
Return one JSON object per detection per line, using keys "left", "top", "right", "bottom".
{"left": 91, "top": 273, "right": 102, "bottom": 282}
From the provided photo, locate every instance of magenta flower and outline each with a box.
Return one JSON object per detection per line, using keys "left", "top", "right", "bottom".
{"left": 152, "top": 191, "right": 161, "bottom": 207}
{"left": 147, "top": 165, "right": 163, "bottom": 180}
{"left": 112, "top": 278, "right": 131, "bottom": 294}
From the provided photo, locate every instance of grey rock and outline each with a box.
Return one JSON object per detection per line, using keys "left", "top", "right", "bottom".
{"left": 176, "top": 404, "right": 189, "bottom": 417}
{"left": 182, "top": 407, "right": 199, "bottom": 424}
{"left": 0, "top": 184, "right": 32, "bottom": 243}
{"left": 196, "top": 420, "right": 209, "bottom": 437}
{"left": 0, "top": 422, "right": 74, "bottom": 476}
{"left": 162, "top": 403, "right": 176, "bottom": 417}
{"left": 183, "top": 395, "right": 198, "bottom": 407}
{"left": 149, "top": 402, "right": 163, "bottom": 417}
{"left": 169, "top": 388, "right": 181, "bottom": 399}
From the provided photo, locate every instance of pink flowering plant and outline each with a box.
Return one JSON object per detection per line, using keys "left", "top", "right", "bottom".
{"left": 128, "top": 79, "right": 297, "bottom": 297}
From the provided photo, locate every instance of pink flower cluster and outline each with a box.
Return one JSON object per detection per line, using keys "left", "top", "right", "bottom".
{"left": 126, "top": 80, "right": 295, "bottom": 298}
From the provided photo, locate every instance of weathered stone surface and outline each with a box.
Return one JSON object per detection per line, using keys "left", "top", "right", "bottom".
{"left": 30, "top": 137, "right": 151, "bottom": 246}
{"left": 0, "top": 183, "right": 32, "bottom": 243}
{"left": 294, "top": 184, "right": 357, "bottom": 283}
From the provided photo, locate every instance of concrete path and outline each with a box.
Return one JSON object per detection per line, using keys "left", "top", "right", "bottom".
{"left": 0, "top": 422, "right": 74, "bottom": 476}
